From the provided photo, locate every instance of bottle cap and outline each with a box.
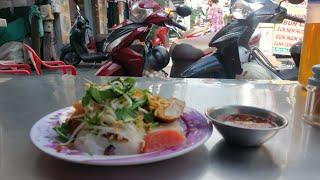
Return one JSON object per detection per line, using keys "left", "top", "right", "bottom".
{"left": 308, "top": 64, "right": 320, "bottom": 87}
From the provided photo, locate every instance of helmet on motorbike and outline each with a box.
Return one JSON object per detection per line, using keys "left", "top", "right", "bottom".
{"left": 145, "top": 46, "right": 170, "bottom": 71}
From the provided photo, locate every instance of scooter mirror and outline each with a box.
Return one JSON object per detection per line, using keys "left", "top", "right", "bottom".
{"left": 287, "top": 0, "right": 304, "bottom": 4}
{"left": 176, "top": 5, "right": 192, "bottom": 17}
{"left": 76, "top": 5, "right": 81, "bottom": 12}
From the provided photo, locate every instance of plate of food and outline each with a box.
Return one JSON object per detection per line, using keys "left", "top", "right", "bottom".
{"left": 30, "top": 78, "right": 212, "bottom": 166}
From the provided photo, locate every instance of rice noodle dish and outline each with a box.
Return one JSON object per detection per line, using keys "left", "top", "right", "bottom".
{"left": 53, "top": 78, "right": 186, "bottom": 155}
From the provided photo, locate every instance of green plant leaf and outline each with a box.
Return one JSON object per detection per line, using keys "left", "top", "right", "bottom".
{"left": 100, "top": 89, "right": 117, "bottom": 101}
{"left": 90, "top": 87, "right": 104, "bottom": 104}
{"left": 111, "top": 78, "right": 136, "bottom": 95}
{"left": 116, "top": 108, "right": 137, "bottom": 122}
{"left": 53, "top": 122, "right": 70, "bottom": 143}
{"left": 123, "top": 78, "right": 136, "bottom": 90}
{"left": 144, "top": 111, "right": 159, "bottom": 128}
{"left": 111, "top": 83, "right": 125, "bottom": 95}
{"left": 82, "top": 91, "right": 91, "bottom": 106}
{"left": 152, "top": 121, "right": 159, "bottom": 128}
{"left": 84, "top": 112, "right": 101, "bottom": 126}
{"left": 131, "top": 99, "right": 147, "bottom": 110}
{"left": 144, "top": 111, "right": 155, "bottom": 123}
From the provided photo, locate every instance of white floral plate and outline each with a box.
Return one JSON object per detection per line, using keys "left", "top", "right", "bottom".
{"left": 30, "top": 107, "right": 212, "bottom": 166}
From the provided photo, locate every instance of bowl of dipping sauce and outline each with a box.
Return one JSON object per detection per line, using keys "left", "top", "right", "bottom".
{"left": 206, "top": 105, "right": 288, "bottom": 147}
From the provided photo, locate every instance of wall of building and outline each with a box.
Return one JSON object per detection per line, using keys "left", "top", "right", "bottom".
{"left": 0, "top": 0, "right": 109, "bottom": 54}
{"left": 94, "top": 0, "right": 108, "bottom": 35}
{"left": 58, "top": 0, "right": 72, "bottom": 44}
{"left": 51, "top": 0, "right": 72, "bottom": 55}
{"left": 0, "top": 0, "right": 35, "bottom": 8}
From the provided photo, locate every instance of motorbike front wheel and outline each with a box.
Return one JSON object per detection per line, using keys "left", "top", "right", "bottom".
{"left": 60, "top": 51, "right": 81, "bottom": 66}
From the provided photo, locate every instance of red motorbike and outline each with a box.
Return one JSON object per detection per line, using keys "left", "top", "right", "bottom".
{"left": 96, "top": 0, "right": 191, "bottom": 77}
{"left": 152, "top": 27, "right": 170, "bottom": 48}
{"left": 151, "top": 23, "right": 212, "bottom": 48}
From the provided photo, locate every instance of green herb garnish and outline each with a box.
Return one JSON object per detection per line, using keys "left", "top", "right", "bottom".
{"left": 82, "top": 91, "right": 91, "bottom": 106}
{"left": 144, "top": 111, "right": 155, "bottom": 123}
{"left": 116, "top": 108, "right": 137, "bottom": 122}
{"left": 100, "top": 89, "right": 117, "bottom": 100}
{"left": 53, "top": 122, "right": 70, "bottom": 143}
{"left": 84, "top": 112, "right": 101, "bottom": 126}
{"left": 90, "top": 87, "right": 104, "bottom": 104}
{"left": 131, "top": 99, "right": 148, "bottom": 110}
{"left": 123, "top": 78, "right": 136, "bottom": 91}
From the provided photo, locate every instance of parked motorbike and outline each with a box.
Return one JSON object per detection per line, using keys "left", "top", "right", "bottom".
{"left": 95, "top": 0, "right": 192, "bottom": 77}
{"left": 247, "top": 0, "right": 305, "bottom": 80}
{"left": 152, "top": 23, "right": 213, "bottom": 48}
{"left": 152, "top": 12, "right": 215, "bottom": 48}
{"left": 171, "top": 0, "right": 304, "bottom": 80}
{"left": 60, "top": 3, "right": 108, "bottom": 66}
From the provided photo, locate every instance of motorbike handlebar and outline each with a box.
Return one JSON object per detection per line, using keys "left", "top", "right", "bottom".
{"left": 169, "top": 20, "right": 187, "bottom": 31}
{"left": 285, "top": 14, "right": 305, "bottom": 23}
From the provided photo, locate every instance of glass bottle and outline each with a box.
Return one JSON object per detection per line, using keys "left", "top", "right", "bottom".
{"left": 304, "top": 64, "right": 320, "bottom": 126}
{"left": 298, "top": 0, "right": 320, "bottom": 87}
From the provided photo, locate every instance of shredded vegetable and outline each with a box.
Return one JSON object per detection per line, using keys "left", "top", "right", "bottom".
{"left": 52, "top": 78, "right": 185, "bottom": 156}
{"left": 53, "top": 78, "right": 161, "bottom": 145}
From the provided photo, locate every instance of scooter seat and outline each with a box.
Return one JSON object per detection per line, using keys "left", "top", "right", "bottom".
{"left": 274, "top": 68, "right": 298, "bottom": 80}
{"left": 80, "top": 53, "right": 108, "bottom": 62}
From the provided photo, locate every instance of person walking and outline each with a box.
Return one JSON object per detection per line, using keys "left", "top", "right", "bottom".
{"left": 207, "top": 0, "right": 224, "bottom": 33}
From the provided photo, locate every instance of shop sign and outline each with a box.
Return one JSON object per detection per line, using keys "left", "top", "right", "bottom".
{"left": 272, "top": 1, "right": 307, "bottom": 55}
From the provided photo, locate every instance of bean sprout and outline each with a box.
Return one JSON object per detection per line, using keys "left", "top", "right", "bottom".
{"left": 138, "top": 107, "right": 149, "bottom": 114}
{"left": 123, "top": 94, "right": 133, "bottom": 107}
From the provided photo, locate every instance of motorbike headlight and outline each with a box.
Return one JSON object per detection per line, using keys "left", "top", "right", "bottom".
{"left": 130, "top": 2, "right": 154, "bottom": 23}
{"left": 231, "top": 0, "right": 263, "bottom": 19}
{"left": 103, "top": 32, "right": 131, "bottom": 53}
